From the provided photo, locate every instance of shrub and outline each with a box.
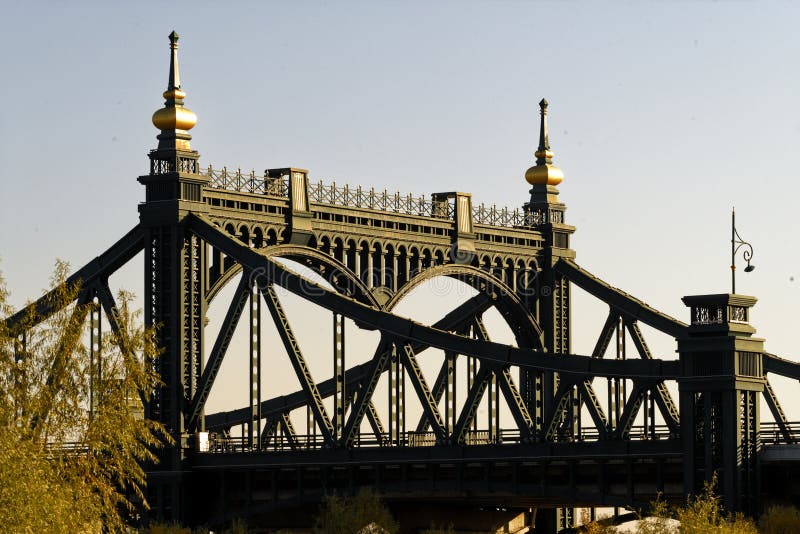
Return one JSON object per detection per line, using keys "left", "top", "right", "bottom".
{"left": 758, "top": 505, "right": 800, "bottom": 534}
{"left": 313, "top": 489, "right": 399, "bottom": 534}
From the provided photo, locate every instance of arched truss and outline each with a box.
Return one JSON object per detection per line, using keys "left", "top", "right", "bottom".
{"left": 198, "top": 237, "right": 549, "bottom": 446}
{"left": 189, "top": 213, "right": 684, "bottom": 450}
{"left": 5, "top": 217, "right": 800, "bottom": 457}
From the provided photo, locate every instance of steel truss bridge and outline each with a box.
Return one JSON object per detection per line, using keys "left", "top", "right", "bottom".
{"left": 6, "top": 34, "right": 800, "bottom": 533}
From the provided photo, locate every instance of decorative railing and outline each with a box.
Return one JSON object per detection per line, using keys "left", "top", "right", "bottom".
{"left": 203, "top": 165, "right": 288, "bottom": 196}
{"left": 201, "top": 164, "right": 552, "bottom": 230}
{"left": 308, "top": 181, "right": 437, "bottom": 218}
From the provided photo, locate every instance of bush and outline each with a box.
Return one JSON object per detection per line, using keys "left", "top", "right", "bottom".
{"left": 313, "top": 489, "right": 399, "bottom": 534}
{"left": 758, "top": 505, "right": 800, "bottom": 534}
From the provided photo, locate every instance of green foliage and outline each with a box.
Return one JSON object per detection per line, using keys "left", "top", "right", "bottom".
{"left": 676, "top": 475, "right": 756, "bottom": 534}
{"left": 758, "top": 505, "right": 800, "bottom": 534}
{"left": 0, "top": 263, "right": 170, "bottom": 532}
{"left": 313, "top": 489, "right": 399, "bottom": 534}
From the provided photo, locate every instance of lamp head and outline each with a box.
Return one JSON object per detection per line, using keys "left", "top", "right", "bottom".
{"left": 744, "top": 264, "right": 755, "bottom": 273}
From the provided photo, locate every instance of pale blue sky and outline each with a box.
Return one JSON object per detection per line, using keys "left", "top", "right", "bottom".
{"left": 2, "top": 2, "right": 800, "bottom": 419}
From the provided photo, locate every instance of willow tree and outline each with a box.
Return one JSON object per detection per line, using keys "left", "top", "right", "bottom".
{"left": 0, "top": 262, "right": 170, "bottom": 532}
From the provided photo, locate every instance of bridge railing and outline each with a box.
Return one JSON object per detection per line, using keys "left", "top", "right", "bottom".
{"left": 197, "top": 424, "right": 677, "bottom": 454}
{"left": 761, "top": 422, "right": 800, "bottom": 445}
{"left": 200, "top": 164, "right": 549, "bottom": 230}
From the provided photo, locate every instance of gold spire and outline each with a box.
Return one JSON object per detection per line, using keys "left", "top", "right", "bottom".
{"left": 525, "top": 98, "right": 564, "bottom": 186}
{"left": 152, "top": 31, "right": 197, "bottom": 133}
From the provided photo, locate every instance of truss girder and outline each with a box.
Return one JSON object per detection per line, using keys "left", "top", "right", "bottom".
{"left": 452, "top": 365, "right": 492, "bottom": 444}
{"left": 4, "top": 225, "right": 144, "bottom": 334}
{"left": 279, "top": 412, "right": 299, "bottom": 450}
{"left": 260, "top": 416, "right": 279, "bottom": 448}
{"left": 554, "top": 259, "right": 687, "bottom": 338}
{"left": 624, "top": 319, "right": 680, "bottom": 433}
{"left": 578, "top": 379, "right": 608, "bottom": 439}
{"left": 615, "top": 381, "right": 650, "bottom": 440}
{"left": 365, "top": 400, "right": 387, "bottom": 443}
{"left": 401, "top": 343, "right": 448, "bottom": 443}
{"left": 188, "top": 275, "right": 250, "bottom": 431}
{"left": 34, "top": 288, "right": 92, "bottom": 437}
{"left": 542, "top": 378, "right": 580, "bottom": 441}
{"left": 206, "top": 294, "right": 491, "bottom": 431}
{"left": 764, "top": 379, "right": 793, "bottom": 443}
{"left": 496, "top": 366, "right": 535, "bottom": 439}
{"left": 764, "top": 352, "right": 800, "bottom": 379}
{"left": 343, "top": 339, "right": 391, "bottom": 447}
{"left": 93, "top": 280, "right": 150, "bottom": 408}
{"left": 261, "top": 284, "right": 335, "bottom": 445}
{"left": 191, "top": 214, "right": 679, "bottom": 379}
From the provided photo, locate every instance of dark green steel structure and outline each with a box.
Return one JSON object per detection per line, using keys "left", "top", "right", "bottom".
{"left": 6, "top": 32, "right": 800, "bottom": 533}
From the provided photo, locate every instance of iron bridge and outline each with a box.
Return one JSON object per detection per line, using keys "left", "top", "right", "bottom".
{"left": 6, "top": 33, "right": 800, "bottom": 532}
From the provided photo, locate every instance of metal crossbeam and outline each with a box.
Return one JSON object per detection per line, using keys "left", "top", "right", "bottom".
{"left": 34, "top": 288, "right": 91, "bottom": 437}
{"left": 452, "top": 365, "right": 492, "bottom": 444}
{"left": 542, "top": 378, "right": 579, "bottom": 442}
{"left": 365, "top": 400, "right": 387, "bottom": 443}
{"left": 207, "top": 294, "right": 491, "bottom": 431}
{"left": 262, "top": 284, "right": 335, "bottom": 445}
{"left": 342, "top": 339, "right": 391, "bottom": 447}
{"left": 260, "top": 416, "right": 279, "bottom": 448}
{"left": 578, "top": 379, "right": 608, "bottom": 439}
{"left": 764, "top": 379, "right": 793, "bottom": 443}
{"left": 188, "top": 275, "right": 250, "bottom": 431}
{"left": 279, "top": 412, "right": 299, "bottom": 450}
{"left": 624, "top": 319, "right": 680, "bottom": 433}
{"left": 496, "top": 366, "right": 535, "bottom": 439}
{"left": 401, "top": 343, "right": 447, "bottom": 443}
{"left": 615, "top": 381, "right": 649, "bottom": 440}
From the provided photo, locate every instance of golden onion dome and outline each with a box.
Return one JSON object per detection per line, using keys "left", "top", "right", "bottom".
{"left": 525, "top": 98, "right": 563, "bottom": 186}
{"left": 152, "top": 105, "right": 197, "bottom": 131}
{"left": 152, "top": 31, "right": 197, "bottom": 132}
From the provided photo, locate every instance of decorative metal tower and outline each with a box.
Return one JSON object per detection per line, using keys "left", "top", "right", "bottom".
{"left": 138, "top": 31, "right": 209, "bottom": 518}
{"left": 679, "top": 293, "right": 765, "bottom": 513}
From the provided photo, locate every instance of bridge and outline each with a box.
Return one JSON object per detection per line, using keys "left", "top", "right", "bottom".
{"left": 6, "top": 32, "right": 800, "bottom": 533}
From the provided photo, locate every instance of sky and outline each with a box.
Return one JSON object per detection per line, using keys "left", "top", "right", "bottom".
{"left": 2, "top": 1, "right": 800, "bottom": 422}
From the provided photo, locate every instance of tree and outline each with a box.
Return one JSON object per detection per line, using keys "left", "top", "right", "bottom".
{"left": 313, "top": 490, "right": 399, "bottom": 534}
{"left": 0, "top": 262, "right": 170, "bottom": 532}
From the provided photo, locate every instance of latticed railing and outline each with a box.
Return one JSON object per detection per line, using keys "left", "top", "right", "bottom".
{"left": 308, "top": 181, "right": 436, "bottom": 217}
{"left": 201, "top": 164, "right": 548, "bottom": 229}
{"left": 202, "top": 165, "right": 288, "bottom": 196}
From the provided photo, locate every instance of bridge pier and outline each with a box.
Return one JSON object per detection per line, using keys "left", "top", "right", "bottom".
{"left": 678, "top": 294, "right": 764, "bottom": 514}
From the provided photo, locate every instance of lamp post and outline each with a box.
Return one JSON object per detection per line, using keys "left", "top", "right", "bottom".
{"left": 731, "top": 207, "right": 755, "bottom": 294}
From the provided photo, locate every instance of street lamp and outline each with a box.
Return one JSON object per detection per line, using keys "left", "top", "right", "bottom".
{"left": 731, "top": 207, "right": 755, "bottom": 294}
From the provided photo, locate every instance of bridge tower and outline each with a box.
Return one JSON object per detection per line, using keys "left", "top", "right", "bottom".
{"left": 138, "top": 31, "right": 209, "bottom": 521}
{"left": 678, "top": 293, "right": 765, "bottom": 513}
{"left": 524, "top": 99, "right": 577, "bottom": 532}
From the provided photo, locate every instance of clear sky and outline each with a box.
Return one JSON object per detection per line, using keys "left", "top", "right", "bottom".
{"left": 2, "top": 2, "right": 799, "bottom": 420}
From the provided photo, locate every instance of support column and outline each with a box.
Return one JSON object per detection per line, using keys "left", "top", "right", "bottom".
{"left": 333, "top": 312, "right": 346, "bottom": 441}
{"left": 678, "top": 294, "right": 764, "bottom": 513}
{"left": 89, "top": 294, "right": 102, "bottom": 417}
{"left": 248, "top": 282, "right": 261, "bottom": 449}
{"left": 388, "top": 343, "right": 405, "bottom": 446}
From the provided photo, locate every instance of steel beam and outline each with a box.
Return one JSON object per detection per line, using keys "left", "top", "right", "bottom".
{"left": 188, "top": 275, "right": 250, "bottom": 431}
{"left": 249, "top": 282, "right": 262, "bottom": 449}
{"left": 262, "top": 284, "right": 335, "bottom": 445}
{"left": 401, "top": 343, "right": 447, "bottom": 443}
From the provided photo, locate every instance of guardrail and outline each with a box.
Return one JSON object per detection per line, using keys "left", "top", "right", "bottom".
{"left": 200, "top": 165, "right": 543, "bottom": 230}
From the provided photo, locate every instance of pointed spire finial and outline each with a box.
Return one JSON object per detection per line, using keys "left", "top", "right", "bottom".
{"left": 525, "top": 97, "right": 564, "bottom": 186}
{"left": 536, "top": 98, "right": 552, "bottom": 164}
{"left": 152, "top": 31, "right": 197, "bottom": 136}
{"left": 168, "top": 31, "right": 180, "bottom": 90}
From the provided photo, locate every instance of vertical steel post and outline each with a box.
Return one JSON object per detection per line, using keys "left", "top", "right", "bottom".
{"left": 248, "top": 282, "right": 261, "bottom": 449}
{"left": 333, "top": 312, "right": 346, "bottom": 441}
